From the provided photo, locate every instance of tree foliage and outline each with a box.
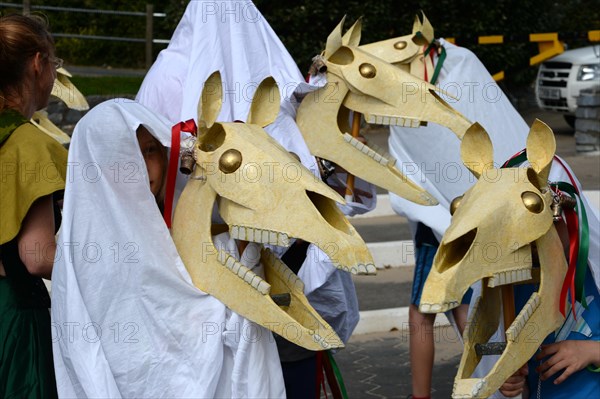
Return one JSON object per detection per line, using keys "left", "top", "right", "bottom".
{"left": 8, "top": 0, "right": 598, "bottom": 85}
{"left": 254, "top": 0, "right": 600, "bottom": 85}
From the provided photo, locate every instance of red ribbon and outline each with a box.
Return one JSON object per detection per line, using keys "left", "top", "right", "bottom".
{"left": 164, "top": 119, "right": 197, "bottom": 228}
{"left": 315, "top": 351, "right": 329, "bottom": 398}
{"left": 559, "top": 205, "right": 579, "bottom": 318}
{"left": 552, "top": 157, "right": 581, "bottom": 318}
{"left": 553, "top": 156, "right": 580, "bottom": 195}
{"left": 422, "top": 44, "right": 436, "bottom": 83}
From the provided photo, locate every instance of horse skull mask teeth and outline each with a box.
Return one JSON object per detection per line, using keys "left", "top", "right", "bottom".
{"left": 419, "top": 121, "right": 567, "bottom": 398}
{"left": 296, "top": 18, "right": 473, "bottom": 205}
{"left": 172, "top": 71, "right": 376, "bottom": 350}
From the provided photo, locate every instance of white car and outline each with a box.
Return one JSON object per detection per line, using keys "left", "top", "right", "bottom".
{"left": 536, "top": 44, "right": 600, "bottom": 126}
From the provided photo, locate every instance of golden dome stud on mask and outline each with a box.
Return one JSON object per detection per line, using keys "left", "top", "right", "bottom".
{"left": 450, "top": 195, "right": 463, "bottom": 216}
{"left": 393, "top": 41, "right": 408, "bottom": 50}
{"left": 359, "top": 63, "right": 376, "bottom": 78}
{"left": 521, "top": 191, "right": 544, "bottom": 213}
{"left": 219, "top": 149, "right": 242, "bottom": 174}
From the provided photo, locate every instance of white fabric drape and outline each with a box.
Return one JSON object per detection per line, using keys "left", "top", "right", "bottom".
{"left": 51, "top": 100, "right": 285, "bottom": 398}
{"left": 136, "top": 0, "right": 315, "bottom": 173}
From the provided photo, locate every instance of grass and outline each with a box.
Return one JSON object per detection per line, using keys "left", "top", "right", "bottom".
{"left": 69, "top": 76, "right": 145, "bottom": 96}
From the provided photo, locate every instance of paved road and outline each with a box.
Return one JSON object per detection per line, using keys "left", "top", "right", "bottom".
{"left": 335, "top": 327, "right": 463, "bottom": 399}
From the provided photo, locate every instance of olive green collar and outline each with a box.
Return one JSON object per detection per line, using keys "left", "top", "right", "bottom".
{"left": 0, "top": 109, "right": 28, "bottom": 146}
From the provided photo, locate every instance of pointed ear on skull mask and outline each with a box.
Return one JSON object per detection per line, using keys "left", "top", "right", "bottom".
{"left": 358, "top": 11, "right": 433, "bottom": 67}
{"left": 419, "top": 120, "right": 568, "bottom": 398}
{"left": 172, "top": 71, "right": 377, "bottom": 350}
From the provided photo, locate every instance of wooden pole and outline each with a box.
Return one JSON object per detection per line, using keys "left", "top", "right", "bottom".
{"left": 22, "top": 0, "right": 31, "bottom": 15}
{"left": 145, "top": 4, "right": 154, "bottom": 71}
{"left": 501, "top": 285, "right": 516, "bottom": 334}
{"left": 344, "top": 112, "right": 361, "bottom": 201}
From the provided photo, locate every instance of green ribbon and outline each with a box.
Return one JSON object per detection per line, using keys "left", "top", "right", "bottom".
{"left": 552, "top": 181, "right": 589, "bottom": 308}
{"left": 501, "top": 149, "right": 527, "bottom": 168}
{"left": 587, "top": 363, "right": 600, "bottom": 373}
{"left": 423, "top": 40, "right": 446, "bottom": 85}
{"left": 327, "top": 351, "right": 349, "bottom": 399}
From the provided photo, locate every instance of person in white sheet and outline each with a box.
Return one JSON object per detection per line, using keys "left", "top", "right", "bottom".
{"left": 135, "top": 2, "right": 375, "bottom": 396}
{"left": 51, "top": 100, "right": 285, "bottom": 398}
{"left": 388, "top": 38, "right": 600, "bottom": 399}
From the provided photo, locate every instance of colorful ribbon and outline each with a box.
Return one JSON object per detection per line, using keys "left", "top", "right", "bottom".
{"left": 501, "top": 151, "right": 589, "bottom": 317}
{"left": 552, "top": 180, "right": 589, "bottom": 317}
{"left": 315, "top": 350, "right": 349, "bottom": 399}
{"left": 326, "top": 351, "right": 349, "bottom": 399}
{"left": 422, "top": 39, "right": 446, "bottom": 85}
{"left": 164, "top": 119, "right": 197, "bottom": 228}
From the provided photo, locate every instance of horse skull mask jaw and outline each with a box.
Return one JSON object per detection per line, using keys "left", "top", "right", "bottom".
{"left": 297, "top": 18, "right": 473, "bottom": 205}
{"left": 419, "top": 121, "right": 568, "bottom": 398}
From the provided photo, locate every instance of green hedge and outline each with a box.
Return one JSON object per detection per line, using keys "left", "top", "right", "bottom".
{"left": 7, "top": 0, "right": 598, "bottom": 86}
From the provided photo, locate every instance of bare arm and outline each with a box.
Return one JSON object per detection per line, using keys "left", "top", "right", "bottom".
{"left": 18, "top": 195, "right": 56, "bottom": 279}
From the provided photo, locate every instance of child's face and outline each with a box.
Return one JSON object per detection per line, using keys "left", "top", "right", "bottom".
{"left": 136, "top": 126, "right": 167, "bottom": 197}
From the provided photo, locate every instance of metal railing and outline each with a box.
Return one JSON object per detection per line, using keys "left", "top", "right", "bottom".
{"left": 0, "top": 1, "right": 170, "bottom": 69}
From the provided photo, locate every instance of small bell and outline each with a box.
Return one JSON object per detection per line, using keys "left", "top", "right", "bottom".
{"left": 551, "top": 199, "right": 562, "bottom": 222}
{"left": 551, "top": 194, "right": 577, "bottom": 222}
{"left": 179, "top": 151, "right": 195, "bottom": 175}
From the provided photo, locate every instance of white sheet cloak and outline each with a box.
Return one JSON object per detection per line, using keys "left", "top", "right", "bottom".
{"left": 51, "top": 100, "right": 285, "bottom": 398}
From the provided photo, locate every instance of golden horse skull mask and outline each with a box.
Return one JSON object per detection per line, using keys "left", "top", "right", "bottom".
{"left": 297, "top": 18, "right": 472, "bottom": 205}
{"left": 172, "top": 71, "right": 376, "bottom": 350}
{"left": 420, "top": 121, "right": 567, "bottom": 398}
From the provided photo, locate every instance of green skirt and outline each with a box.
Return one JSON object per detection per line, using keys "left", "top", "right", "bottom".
{"left": 0, "top": 278, "right": 58, "bottom": 399}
